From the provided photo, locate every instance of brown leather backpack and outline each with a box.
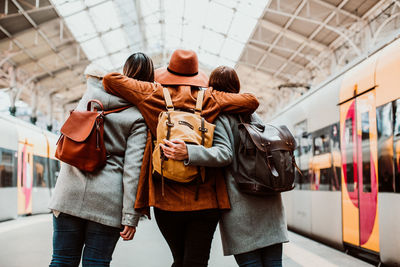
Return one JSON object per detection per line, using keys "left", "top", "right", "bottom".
{"left": 152, "top": 87, "right": 215, "bottom": 194}
{"left": 233, "top": 114, "right": 301, "bottom": 195}
{"left": 55, "top": 100, "right": 131, "bottom": 172}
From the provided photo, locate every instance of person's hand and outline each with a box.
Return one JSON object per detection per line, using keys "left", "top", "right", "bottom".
{"left": 120, "top": 225, "right": 136, "bottom": 241}
{"left": 160, "top": 139, "right": 189, "bottom": 160}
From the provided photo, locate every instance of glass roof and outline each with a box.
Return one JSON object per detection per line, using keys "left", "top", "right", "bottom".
{"left": 52, "top": 0, "right": 269, "bottom": 71}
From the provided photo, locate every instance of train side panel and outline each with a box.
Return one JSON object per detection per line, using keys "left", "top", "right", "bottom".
{"left": 378, "top": 193, "right": 400, "bottom": 264}
{"left": 311, "top": 191, "right": 342, "bottom": 248}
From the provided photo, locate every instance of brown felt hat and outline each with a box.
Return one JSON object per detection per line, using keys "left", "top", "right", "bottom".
{"left": 155, "top": 49, "right": 209, "bottom": 87}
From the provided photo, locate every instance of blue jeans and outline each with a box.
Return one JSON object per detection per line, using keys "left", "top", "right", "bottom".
{"left": 234, "top": 243, "right": 283, "bottom": 267}
{"left": 50, "top": 213, "right": 121, "bottom": 267}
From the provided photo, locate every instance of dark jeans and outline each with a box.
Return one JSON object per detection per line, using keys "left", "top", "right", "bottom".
{"left": 234, "top": 243, "right": 283, "bottom": 267}
{"left": 50, "top": 213, "right": 121, "bottom": 267}
{"left": 154, "top": 208, "right": 220, "bottom": 267}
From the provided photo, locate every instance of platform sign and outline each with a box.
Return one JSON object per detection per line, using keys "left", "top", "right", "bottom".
{"left": 340, "top": 90, "right": 380, "bottom": 252}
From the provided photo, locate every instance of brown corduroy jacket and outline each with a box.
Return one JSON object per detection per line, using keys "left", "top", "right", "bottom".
{"left": 103, "top": 73, "right": 259, "bottom": 215}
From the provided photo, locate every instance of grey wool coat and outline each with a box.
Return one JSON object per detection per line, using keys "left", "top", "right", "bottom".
{"left": 49, "top": 75, "right": 147, "bottom": 228}
{"left": 186, "top": 114, "right": 289, "bottom": 256}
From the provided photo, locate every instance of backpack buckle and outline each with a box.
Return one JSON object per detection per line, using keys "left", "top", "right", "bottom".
{"left": 198, "top": 127, "right": 208, "bottom": 132}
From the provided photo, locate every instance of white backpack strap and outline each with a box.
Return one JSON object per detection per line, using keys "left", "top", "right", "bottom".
{"left": 194, "top": 89, "right": 205, "bottom": 115}
{"left": 163, "top": 87, "right": 174, "bottom": 111}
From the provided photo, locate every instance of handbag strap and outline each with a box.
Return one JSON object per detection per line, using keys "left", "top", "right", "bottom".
{"left": 104, "top": 105, "right": 132, "bottom": 115}
{"left": 163, "top": 87, "right": 174, "bottom": 111}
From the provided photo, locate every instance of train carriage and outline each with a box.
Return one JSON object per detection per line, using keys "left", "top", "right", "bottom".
{"left": 0, "top": 114, "right": 59, "bottom": 221}
{"left": 271, "top": 37, "right": 400, "bottom": 265}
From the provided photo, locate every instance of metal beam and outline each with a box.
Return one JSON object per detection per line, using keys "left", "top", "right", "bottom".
{"left": 0, "top": 4, "right": 54, "bottom": 19}
{"left": 255, "top": 0, "right": 308, "bottom": 70}
{"left": 272, "top": 0, "right": 356, "bottom": 79}
{"left": 11, "top": 0, "right": 72, "bottom": 69}
{"left": 247, "top": 43, "right": 310, "bottom": 72}
{"left": 0, "top": 25, "right": 55, "bottom": 78}
{"left": 235, "top": 0, "right": 273, "bottom": 68}
{"left": 248, "top": 40, "right": 324, "bottom": 71}
{"left": 310, "top": 0, "right": 361, "bottom": 21}
{"left": 31, "top": 59, "right": 89, "bottom": 82}
{"left": 135, "top": 0, "right": 148, "bottom": 50}
{"left": 238, "top": 60, "right": 296, "bottom": 82}
{"left": 265, "top": 7, "right": 362, "bottom": 56}
{"left": 259, "top": 19, "right": 328, "bottom": 52}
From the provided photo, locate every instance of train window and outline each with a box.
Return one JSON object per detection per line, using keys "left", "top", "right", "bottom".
{"left": 49, "top": 159, "right": 60, "bottom": 187}
{"left": 33, "top": 156, "right": 48, "bottom": 188}
{"left": 393, "top": 99, "right": 400, "bottom": 193}
{"left": 313, "top": 134, "right": 331, "bottom": 155}
{"left": 376, "top": 103, "right": 395, "bottom": 192}
{"left": 318, "top": 168, "right": 331, "bottom": 191}
{"left": 300, "top": 133, "right": 312, "bottom": 190}
{"left": 301, "top": 170, "right": 311, "bottom": 190}
{"left": 361, "top": 112, "right": 371, "bottom": 193}
{"left": 332, "top": 167, "right": 341, "bottom": 191}
{"left": 0, "top": 149, "right": 14, "bottom": 187}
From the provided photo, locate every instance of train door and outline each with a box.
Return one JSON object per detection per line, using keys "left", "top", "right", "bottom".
{"left": 340, "top": 90, "right": 379, "bottom": 252}
{"left": 17, "top": 141, "right": 34, "bottom": 215}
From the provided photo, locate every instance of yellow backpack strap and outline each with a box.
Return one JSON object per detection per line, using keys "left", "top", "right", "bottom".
{"left": 163, "top": 87, "right": 174, "bottom": 111}
{"left": 194, "top": 89, "right": 205, "bottom": 115}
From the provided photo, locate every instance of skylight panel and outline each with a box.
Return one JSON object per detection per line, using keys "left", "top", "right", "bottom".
{"left": 89, "top": 1, "right": 121, "bottom": 32}
{"left": 52, "top": 0, "right": 85, "bottom": 17}
{"left": 181, "top": 25, "right": 203, "bottom": 51}
{"left": 140, "top": 0, "right": 159, "bottom": 17}
{"left": 205, "top": 2, "right": 234, "bottom": 34}
{"left": 201, "top": 30, "right": 225, "bottom": 53}
{"left": 183, "top": 0, "right": 208, "bottom": 25}
{"left": 64, "top": 11, "right": 97, "bottom": 42}
{"left": 228, "top": 12, "right": 257, "bottom": 43}
{"left": 198, "top": 51, "right": 219, "bottom": 68}
{"left": 110, "top": 51, "right": 131, "bottom": 69}
{"left": 80, "top": 37, "right": 107, "bottom": 60}
{"left": 93, "top": 57, "right": 113, "bottom": 71}
{"left": 102, "top": 29, "right": 128, "bottom": 53}
{"left": 237, "top": 0, "right": 269, "bottom": 18}
{"left": 85, "top": 0, "right": 107, "bottom": 6}
{"left": 220, "top": 39, "right": 245, "bottom": 61}
{"left": 52, "top": 0, "right": 270, "bottom": 71}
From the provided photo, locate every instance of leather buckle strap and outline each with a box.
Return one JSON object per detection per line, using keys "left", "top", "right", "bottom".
{"left": 163, "top": 87, "right": 174, "bottom": 111}
{"left": 194, "top": 89, "right": 205, "bottom": 115}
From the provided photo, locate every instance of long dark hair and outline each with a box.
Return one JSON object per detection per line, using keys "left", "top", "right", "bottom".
{"left": 209, "top": 66, "right": 240, "bottom": 93}
{"left": 123, "top": 52, "right": 154, "bottom": 82}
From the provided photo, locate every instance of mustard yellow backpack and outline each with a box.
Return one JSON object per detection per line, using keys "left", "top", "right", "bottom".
{"left": 152, "top": 87, "right": 215, "bottom": 195}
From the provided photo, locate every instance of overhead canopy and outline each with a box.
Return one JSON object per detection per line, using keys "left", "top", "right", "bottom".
{"left": 1, "top": 0, "right": 398, "bottom": 125}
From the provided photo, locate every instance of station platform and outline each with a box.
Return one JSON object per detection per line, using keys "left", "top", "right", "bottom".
{"left": 0, "top": 213, "right": 372, "bottom": 267}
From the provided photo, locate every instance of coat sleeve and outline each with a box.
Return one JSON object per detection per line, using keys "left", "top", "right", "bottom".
{"left": 121, "top": 116, "right": 148, "bottom": 227}
{"left": 103, "top": 72, "right": 161, "bottom": 106}
{"left": 210, "top": 89, "right": 259, "bottom": 114}
{"left": 185, "top": 115, "right": 233, "bottom": 167}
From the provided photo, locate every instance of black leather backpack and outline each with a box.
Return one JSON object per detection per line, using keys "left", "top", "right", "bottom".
{"left": 233, "top": 114, "right": 300, "bottom": 195}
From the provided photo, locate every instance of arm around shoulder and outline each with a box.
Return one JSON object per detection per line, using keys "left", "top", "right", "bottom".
{"left": 211, "top": 89, "right": 259, "bottom": 114}
{"left": 103, "top": 72, "right": 159, "bottom": 106}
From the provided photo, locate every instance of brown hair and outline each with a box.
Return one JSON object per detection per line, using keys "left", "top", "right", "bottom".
{"left": 123, "top": 52, "right": 154, "bottom": 82}
{"left": 209, "top": 66, "right": 240, "bottom": 93}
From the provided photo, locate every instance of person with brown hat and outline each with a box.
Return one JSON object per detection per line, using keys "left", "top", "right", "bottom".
{"left": 102, "top": 49, "right": 259, "bottom": 267}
